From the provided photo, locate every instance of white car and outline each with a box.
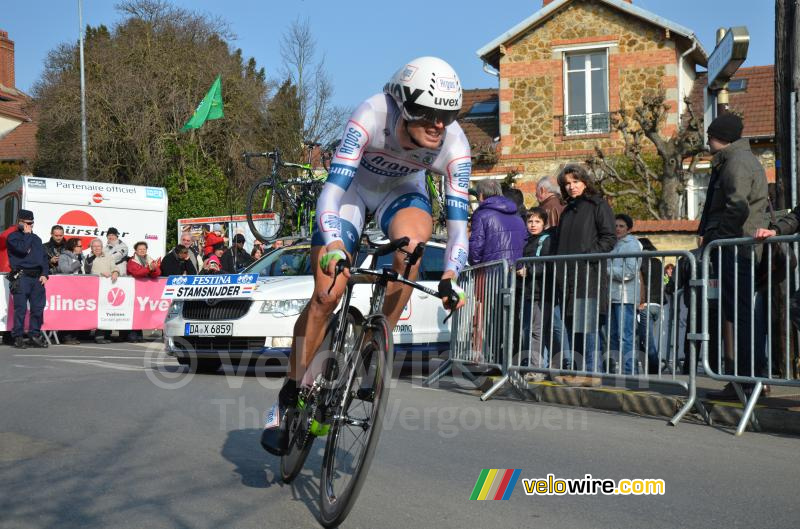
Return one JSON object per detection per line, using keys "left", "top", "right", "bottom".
{"left": 163, "top": 238, "right": 452, "bottom": 372}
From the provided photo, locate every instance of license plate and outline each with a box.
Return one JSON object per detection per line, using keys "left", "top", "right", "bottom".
{"left": 184, "top": 322, "right": 233, "bottom": 336}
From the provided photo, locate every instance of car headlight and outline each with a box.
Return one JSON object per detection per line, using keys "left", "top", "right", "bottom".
{"left": 260, "top": 298, "right": 309, "bottom": 317}
{"left": 166, "top": 300, "right": 183, "bottom": 321}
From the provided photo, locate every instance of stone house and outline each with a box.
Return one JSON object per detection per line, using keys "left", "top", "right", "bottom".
{"left": 465, "top": 0, "right": 708, "bottom": 205}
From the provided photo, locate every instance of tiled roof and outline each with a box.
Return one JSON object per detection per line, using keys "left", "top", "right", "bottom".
{"left": 687, "top": 65, "right": 774, "bottom": 139}
{"left": 459, "top": 88, "right": 499, "bottom": 153}
{"left": 478, "top": 0, "right": 707, "bottom": 69}
{"left": 0, "top": 88, "right": 37, "bottom": 162}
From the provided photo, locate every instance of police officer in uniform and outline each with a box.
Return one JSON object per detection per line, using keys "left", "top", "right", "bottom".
{"left": 6, "top": 209, "right": 49, "bottom": 349}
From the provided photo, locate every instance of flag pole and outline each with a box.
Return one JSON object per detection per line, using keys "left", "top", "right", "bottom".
{"left": 78, "top": 0, "right": 88, "bottom": 181}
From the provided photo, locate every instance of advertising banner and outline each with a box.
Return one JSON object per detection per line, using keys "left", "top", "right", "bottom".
{"left": 2, "top": 275, "right": 170, "bottom": 331}
{"left": 161, "top": 274, "right": 258, "bottom": 300}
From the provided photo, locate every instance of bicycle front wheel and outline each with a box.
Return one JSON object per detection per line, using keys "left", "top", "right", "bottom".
{"left": 246, "top": 178, "right": 288, "bottom": 242}
{"left": 318, "top": 316, "right": 393, "bottom": 528}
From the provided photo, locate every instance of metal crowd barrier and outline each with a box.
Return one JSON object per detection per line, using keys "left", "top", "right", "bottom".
{"left": 425, "top": 259, "right": 512, "bottom": 387}
{"left": 700, "top": 235, "right": 800, "bottom": 435}
{"left": 475, "top": 250, "right": 709, "bottom": 427}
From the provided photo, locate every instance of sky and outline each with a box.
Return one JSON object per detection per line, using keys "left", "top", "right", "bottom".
{"left": 3, "top": 0, "right": 775, "bottom": 110}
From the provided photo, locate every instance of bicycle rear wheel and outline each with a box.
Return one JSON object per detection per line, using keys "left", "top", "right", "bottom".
{"left": 246, "top": 178, "right": 288, "bottom": 242}
{"left": 318, "top": 316, "right": 393, "bottom": 528}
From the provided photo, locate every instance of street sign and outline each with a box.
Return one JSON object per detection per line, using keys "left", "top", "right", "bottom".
{"left": 707, "top": 26, "right": 750, "bottom": 90}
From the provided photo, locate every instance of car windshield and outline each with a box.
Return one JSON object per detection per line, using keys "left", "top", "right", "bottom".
{"left": 246, "top": 245, "right": 313, "bottom": 277}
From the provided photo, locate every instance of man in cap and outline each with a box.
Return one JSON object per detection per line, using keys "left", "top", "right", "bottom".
{"left": 105, "top": 227, "right": 129, "bottom": 268}
{"left": 698, "top": 113, "right": 768, "bottom": 399}
{"left": 6, "top": 209, "right": 49, "bottom": 348}
{"left": 221, "top": 233, "right": 253, "bottom": 273}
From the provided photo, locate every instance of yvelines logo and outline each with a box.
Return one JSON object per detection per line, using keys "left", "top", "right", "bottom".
{"left": 107, "top": 287, "right": 126, "bottom": 307}
{"left": 57, "top": 210, "right": 130, "bottom": 247}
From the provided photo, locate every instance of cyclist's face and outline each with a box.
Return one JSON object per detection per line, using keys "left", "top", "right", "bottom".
{"left": 406, "top": 118, "right": 445, "bottom": 149}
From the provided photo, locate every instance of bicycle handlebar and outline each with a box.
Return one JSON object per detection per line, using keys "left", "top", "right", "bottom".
{"left": 327, "top": 236, "right": 459, "bottom": 319}
{"left": 373, "top": 237, "right": 410, "bottom": 258}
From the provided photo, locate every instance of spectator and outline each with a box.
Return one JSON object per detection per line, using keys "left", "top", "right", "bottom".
{"left": 179, "top": 231, "right": 203, "bottom": 271}
{"left": 515, "top": 207, "right": 556, "bottom": 373}
{"left": 551, "top": 164, "right": 616, "bottom": 380}
{"left": 6, "top": 209, "right": 49, "bottom": 349}
{"left": 663, "top": 263, "right": 675, "bottom": 284}
{"left": 58, "top": 238, "right": 84, "bottom": 274}
{"left": 43, "top": 225, "right": 66, "bottom": 274}
{"left": 698, "top": 113, "right": 768, "bottom": 399}
{"left": 56, "top": 237, "right": 85, "bottom": 345}
{"left": 126, "top": 241, "right": 161, "bottom": 343}
{"left": 637, "top": 238, "right": 665, "bottom": 373}
{"left": 85, "top": 238, "right": 122, "bottom": 344}
{"left": 203, "top": 224, "right": 225, "bottom": 258}
{"left": 468, "top": 179, "right": 527, "bottom": 265}
{"left": 161, "top": 244, "right": 198, "bottom": 276}
{"left": 127, "top": 241, "right": 161, "bottom": 279}
{"left": 105, "top": 227, "right": 129, "bottom": 270}
{"left": 85, "top": 238, "right": 122, "bottom": 280}
{"left": 536, "top": 175, "right": 565, "bottom": 227}
{"left": 502, "top": 186, "right": 527, "bottom": 220}
{"left": 202, "top": 242, "right": 225, "bottom": 274}
{"left": 608, "top": 213, "right": 642, "bottom": 375}
{"left": 251, "top": 245, "right": 264, "bottom": 261}
{"left": 0, "top": 222, "right": 17, "bottom": 272}
{"left": 222, "top": 233, "right": 254, "bottom": 273}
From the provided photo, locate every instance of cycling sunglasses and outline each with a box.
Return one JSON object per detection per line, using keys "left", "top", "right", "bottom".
{"left": 403, "top": 101, "right": 460, "bottom": 127}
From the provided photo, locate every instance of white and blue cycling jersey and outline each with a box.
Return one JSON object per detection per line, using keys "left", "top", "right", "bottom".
{"left": 312, "top": 93, "right": 471, "bottom": 275}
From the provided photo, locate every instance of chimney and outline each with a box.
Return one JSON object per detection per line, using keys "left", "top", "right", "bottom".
{"left": 544, "top": 0, "right": 631, "bottom": 5}
{"left": 0, "top": 30, "right": 14, "bottom": 88}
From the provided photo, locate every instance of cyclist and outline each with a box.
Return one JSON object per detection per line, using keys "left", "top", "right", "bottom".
{"left": 262, "top": 56, "right": 470, "bottom": 454}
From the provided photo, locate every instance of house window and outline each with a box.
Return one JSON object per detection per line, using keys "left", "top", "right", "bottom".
{"left": 564, "top": 50, "right": 609, "bottom": 135}
{"left": 465, "top": 100, "right": 499, "bottom": 119}
{"left": 727, "top": 78, "right": 748, "bottom": 92}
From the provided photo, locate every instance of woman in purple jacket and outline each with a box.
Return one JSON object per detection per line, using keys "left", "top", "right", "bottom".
{"left": 468, "top": 179, "right": 528, "bottom": 266}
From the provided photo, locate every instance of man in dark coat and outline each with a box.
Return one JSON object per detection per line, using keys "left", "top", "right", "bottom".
{"left": 43, "top": 225, "right": 66, "bottom": 274}
{"left": 221, "top": 234, "right": 254, "bottom": 273}
{"left": 160, "top": 245, "right": 198, "bottom": 276}
{"left": 468, "top": 179, "right": 527, "bottom": 265}
{"left": 698, "top": 113, "right": 768, "bottom": 399}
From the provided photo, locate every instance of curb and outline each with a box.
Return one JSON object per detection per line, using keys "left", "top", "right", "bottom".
{"left": 484, "top": 376, "right": 800, "bottom": 436}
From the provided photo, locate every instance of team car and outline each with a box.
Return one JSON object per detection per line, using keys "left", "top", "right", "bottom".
{"left": 163, "top": 237, "right": 452, "bottom": 372}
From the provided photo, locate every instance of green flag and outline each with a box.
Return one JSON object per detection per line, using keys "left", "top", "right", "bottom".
{"left": 181, "top": 75, "right": 224, "bottom": 132}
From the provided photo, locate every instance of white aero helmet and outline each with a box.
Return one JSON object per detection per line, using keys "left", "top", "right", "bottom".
{"left": 383, "top": 56, "right": 462, "bottom": 126}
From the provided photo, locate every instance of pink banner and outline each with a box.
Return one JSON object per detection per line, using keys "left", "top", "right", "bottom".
{"left": 4, "top": 275, "right": 169, "bottom": 331}
{"left": 132, "top": 278, "right": 170, "bottom": 329}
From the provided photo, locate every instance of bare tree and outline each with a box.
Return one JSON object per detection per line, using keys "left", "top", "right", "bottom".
{"left": 279, "top": 18, "right": 350, "bottom": 146}
{"left": 588, "top": 91, "right": 706, "bottom": 219}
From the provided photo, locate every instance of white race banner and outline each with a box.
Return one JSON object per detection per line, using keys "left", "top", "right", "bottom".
{"left": 97, "top": 276, "right": 136, "bottom": 330}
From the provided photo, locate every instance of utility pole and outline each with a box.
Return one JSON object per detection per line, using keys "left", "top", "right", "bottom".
{"left": 79, "top": 0, "right": 88, "bottom": 181}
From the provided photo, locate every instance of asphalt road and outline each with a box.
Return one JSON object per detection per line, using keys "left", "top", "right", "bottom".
{"left": 0, "top": 342, "right": 797, "bottom": 529}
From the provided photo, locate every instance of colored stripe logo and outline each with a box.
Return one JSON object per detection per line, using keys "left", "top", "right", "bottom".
{"left": 470, "top": 469, "right": 521, "bottom": 500}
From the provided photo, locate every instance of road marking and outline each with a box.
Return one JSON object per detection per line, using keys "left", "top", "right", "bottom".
{"left": 48, "top": 359, "right": 146, "bottom": 371}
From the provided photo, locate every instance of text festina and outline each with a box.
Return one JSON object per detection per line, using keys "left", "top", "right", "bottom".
{"left": 162, "top": 274, "right": 258, "bottom": 299}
